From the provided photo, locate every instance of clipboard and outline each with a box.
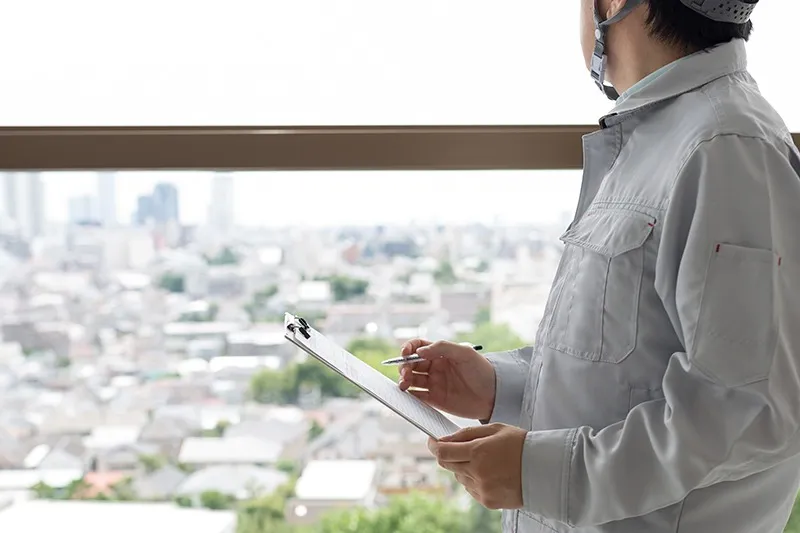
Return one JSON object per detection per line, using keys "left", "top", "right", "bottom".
{"left": 284, "top": 313, "right": 462, "bottom": 439}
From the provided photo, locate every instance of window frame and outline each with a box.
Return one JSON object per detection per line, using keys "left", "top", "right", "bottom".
{"left": 1, "top": 127, "right": 798, "bottom": 171}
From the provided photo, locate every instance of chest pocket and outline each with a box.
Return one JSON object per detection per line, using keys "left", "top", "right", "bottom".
{"left": 546, "top": 206, "right": 655, "bottom": 364}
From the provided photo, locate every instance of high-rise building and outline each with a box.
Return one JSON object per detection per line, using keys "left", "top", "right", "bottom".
{"left": 68, "top": 195, "right": 101, "bottom": 225}
{"left": 3, "top": 172, "right": 45, "bottom": 240}
{"left": 135, "top": 194, "right": 154, "bottom": 226}
{"left": 97, "top": 172, "right": 117, "bottom": 227}
{"left": 208, "top": 173, "right": 235, "bottom": 236}
{"left": 134, "top": 182, "right": 180, "bottom": 227}
{"left": 151, "top": 182, "right": 180, "bottom": 224}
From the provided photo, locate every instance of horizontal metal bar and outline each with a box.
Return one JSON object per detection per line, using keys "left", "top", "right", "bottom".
{"left": 1, "top": 127, "right": 799, "bottom": 171}
{"left": 0, "top": 126, "right": 593, "bottom": 171}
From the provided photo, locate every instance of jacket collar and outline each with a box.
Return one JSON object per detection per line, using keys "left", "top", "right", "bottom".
{"left": 602, "top": 38, "right": 748, "bottom": 124}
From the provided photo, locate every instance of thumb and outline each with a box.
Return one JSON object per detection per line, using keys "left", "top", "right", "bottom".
{"left": 440, "top": 424, "right": 501, "bottom": 442}
{"left": 415, "top": 340, "right": 475, "bottom": 362}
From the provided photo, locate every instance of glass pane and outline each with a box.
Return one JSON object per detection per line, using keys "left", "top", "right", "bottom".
{"left": 746, "top": 3, "right": 800, "bottom": 130}
{"left": 2, "top": 2, "right": 795, "bottom": 127}
{"left": 0, "top": 169, "right": 578, "bottom": 527}
{"left": 0, "top": 0, "right": 608, "bottom": 126}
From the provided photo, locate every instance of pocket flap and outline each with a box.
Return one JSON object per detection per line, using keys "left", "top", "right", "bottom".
{"left": 560, "top": 208, "right": 656, "bottom": 258}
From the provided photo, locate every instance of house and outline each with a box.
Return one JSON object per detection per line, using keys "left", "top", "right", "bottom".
{"left": 139, "top": 416, "right": 198, "bottom": 458}
{"left": 90, "top": 442, "right": 161, "bottom": 473}
{"left": 178, "top": 437, "right": 281, "bottom": 467}
{"left": 286, "top": 460, "right": 378, "bottom": 525}
{"left": 83, "top": 425, "right": 142, "bottom": 451}
{"left": 80, "top": 471, "right": 129, "bottom": 499}
{"left": 176, "top": 465, "right": 288, "bottom": 502}
{"left": 490, "top": 280, "right": 550, "bottom": 342}
{"left": 226, "top": 326, "right": 292, "bottom": 359}
{"left": 433, "top": 286, "right": 490, "bottom": 324}
{"left": 23, "top": 444, "right": 84, "bottom": 471}
{"left": 0, "top": 501, "right": 237, "bottom": 533}
{"left": 131, "top": 465, "right": 188, "bottom": 501}
{"left": 377, "top": 459, "right": 450, "bottom": 498}
{"left": 163, "top": 322, "right": 243, "bottom": 353}
{"left": 0, "top": 469, "right": 84, "bottom": 500}
{"left": 224, "top": 417, "right": 309, "bottom": 461}
{"left": 322, "top": 303, "right": 438, "bottom": 345}
{"left": 0, "top": 428, "right": 24, "bottom": 469}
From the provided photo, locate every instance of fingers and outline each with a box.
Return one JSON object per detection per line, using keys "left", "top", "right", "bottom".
{"left": 398, "top": 371, "right": 429, "bottom": 391}
{"left": 400, "top": 338, "right": 432, "bottom": 356}
{"left": 402, "top": 358, "right": 431, "bottom": 373}
{"left": 440, "top": 423, "right": 502, "bottom": 443}
{"left": 416, "top": 340, "right": 474, "bottom": 362}
{"left": 399, "top": 365, "right": 430, "bottom": 380}
{"left": 431, "top": 441, "right": 474, "bottom": 463}
{"left": 408, "top": 389, "right": 431, "bottom": 402}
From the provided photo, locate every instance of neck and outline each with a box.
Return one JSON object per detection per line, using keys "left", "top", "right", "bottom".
{"left": 607, "top": 36, "right": 687, "bottom": 95}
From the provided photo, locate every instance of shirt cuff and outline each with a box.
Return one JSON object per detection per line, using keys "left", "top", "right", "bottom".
{"left": 485, "top": 352, "right": 527, "bottom": 425}
{"left": 521, "top": 428, "right": 577, "bottom": 524}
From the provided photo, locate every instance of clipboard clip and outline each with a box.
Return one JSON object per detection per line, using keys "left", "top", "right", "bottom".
{"left": 287, "top": 315, "right": 311, "bottom": 339}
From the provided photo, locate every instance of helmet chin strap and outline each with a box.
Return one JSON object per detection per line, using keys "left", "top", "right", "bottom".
{"left": 590, "top": 0, "right": 646, "bottom": 101}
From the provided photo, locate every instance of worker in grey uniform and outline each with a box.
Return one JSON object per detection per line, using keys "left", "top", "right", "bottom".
{"left": 398, "top": 0, "right": 800, "bottom": 531}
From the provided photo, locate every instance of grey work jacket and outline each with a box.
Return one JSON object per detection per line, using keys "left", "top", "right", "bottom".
{"left": 487, "top": 39, "right": 800, "bottom": 533}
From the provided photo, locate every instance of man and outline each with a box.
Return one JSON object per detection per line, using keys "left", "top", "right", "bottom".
{"left": 399, "top": 1, "right": 800, "bottom": 532}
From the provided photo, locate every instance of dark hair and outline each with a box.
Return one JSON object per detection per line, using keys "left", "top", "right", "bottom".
{"left": 645, "top": 0, "right": 753, "bottom": 53}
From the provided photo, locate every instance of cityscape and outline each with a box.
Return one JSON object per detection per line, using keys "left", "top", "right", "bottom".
{"left": 0, "top": 172, "right": 568, "bottom": 533}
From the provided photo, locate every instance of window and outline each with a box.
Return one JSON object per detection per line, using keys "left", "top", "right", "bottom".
{"left": 0, "top": 1, "right": 607, "bottom": 126}
{"left": 2, "top": 2, "right": 794, "bottom": 127}
{"left": 0, "top": 170, "right": 579, "bottom": 532}
{"left": 746, "top": 2, "right": 800, "bottom": 130}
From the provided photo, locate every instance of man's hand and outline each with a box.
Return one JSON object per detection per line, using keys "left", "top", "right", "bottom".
{"left": 428, "top": 423, "right": 527, "bottom": 510}
{"left": 397, "top": 338, "right": 496, "bottom": 420}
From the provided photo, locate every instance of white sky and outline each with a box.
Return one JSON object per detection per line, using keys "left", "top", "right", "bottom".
{"left": 2, "top": 1, "right": 797, "bottom": 225}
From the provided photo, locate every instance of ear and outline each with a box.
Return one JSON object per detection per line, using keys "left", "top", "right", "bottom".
{"left": 606, "top": 0, "right": 628, "bottom": 19}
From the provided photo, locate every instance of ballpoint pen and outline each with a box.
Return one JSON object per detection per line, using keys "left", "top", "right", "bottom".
{"left": 381, "top": 344, "right": 483, "bottom": 366}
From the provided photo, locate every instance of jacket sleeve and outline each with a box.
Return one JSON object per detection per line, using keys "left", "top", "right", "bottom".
{"left": 518, "top": 134, "right": 800, "bottom": 527}
{"left": 484, "top": 346, "right": 533, "bottom": 425}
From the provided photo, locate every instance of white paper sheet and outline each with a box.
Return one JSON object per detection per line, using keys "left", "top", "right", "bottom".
{"left": 284, "top": 313, "right": 462, "bottom": 439}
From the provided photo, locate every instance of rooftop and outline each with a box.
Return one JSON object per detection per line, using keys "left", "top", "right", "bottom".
{"left": 179, "top": 437, "right": 281, "bottom": 465}
{"left": 163, "top": 322, "right": 242, "bottom": 337}
{"left": 0, "top": 501, "right": 236, "bottom": 533}
{"left": 294, "top": 460, "right": 377, "bottom": 501}
{"left": 226, "top": 326, "right": 286, "bottom": 346}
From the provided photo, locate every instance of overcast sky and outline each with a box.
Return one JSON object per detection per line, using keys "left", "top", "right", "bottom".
{"left": 2, "top": 1, "right": 795, "bottom": 225}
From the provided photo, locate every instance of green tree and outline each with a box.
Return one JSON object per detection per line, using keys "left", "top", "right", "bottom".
{"left": 111, "top": 477, "right": 136, "bottom": 501}
{"left": 457, "top": 322, "right": 525, "bottom": 353}
{"left": 295, "top": 360, "right": 359, "bottom": 399}
{"left": 206, "top": 247, "right": 240, "bottom": 266}
{"left": 200, "top": 490, "right": 235, "bottom": 510}
{"left": 138, "top": 454, "right": 166, "bottom": 474}
{"left": 175, "top": 495, "right": 193, "bottom": 508}
{"left": 325, "top": 275, "right": 369, "bottom": 302}
{"left": 250, "top": 369, "right": 294, "bottom": 404}
{"left": 31, "top": 482, "right": 57, "bottom": 499}
{"left": 202, "top": 419, "right": 231, "bottom": 437}
{"left": 434, "top": 261, "right": 458, "bottom": 285}
{"left": 244, "top": 285, "right": 279, "bottom": 322}
{"left": 318, "top": 494, "right": 468, "bottom": 533}
{"left": 307, "top": 421, "right": 325, "bottom": 442}
{"left": 468, "top": 502, "right": 503, "bottom": 533}
{"left": 158, "top": 273, "right": 185, "bottom": 293}
{"left": 347, "top": 337, "right": 398, "bottom": 380}
{"left": 276, "top": 459, "right": 299, "bottom": 476}
{"left": 64, "top": 478, "right": 90, "bottom": 500}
